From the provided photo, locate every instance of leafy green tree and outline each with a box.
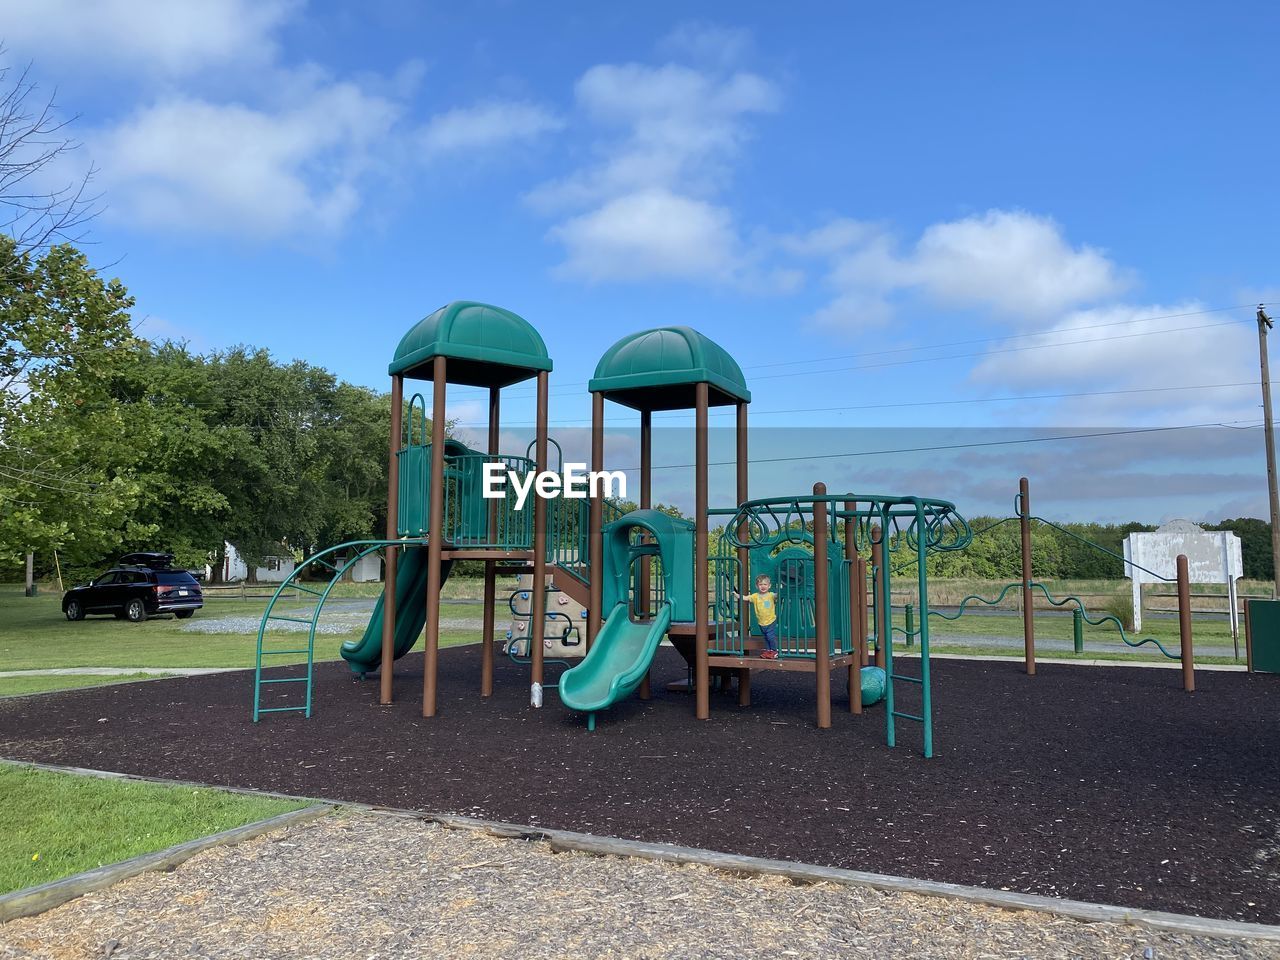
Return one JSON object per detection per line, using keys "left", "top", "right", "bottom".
{"left": 0, "top": 238, "right": 145, "bottom": 571}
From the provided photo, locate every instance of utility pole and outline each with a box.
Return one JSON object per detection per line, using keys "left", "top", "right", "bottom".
{"left": 1257, "top": 305, "right": 1280, "bottom": 598}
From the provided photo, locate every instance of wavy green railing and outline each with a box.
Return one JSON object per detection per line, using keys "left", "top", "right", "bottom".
{"left": 1028, "top": 581, "right": 1179, "bottom": 659}
{"left": 926, "top": 579, "right": 1180, "bottom": 660}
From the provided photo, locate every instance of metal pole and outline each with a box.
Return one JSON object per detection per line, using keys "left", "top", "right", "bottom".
{"left": 24, "top": 552, "right": 34, "bottom": 597}
{"left": 813, "top": 485, "right": 831, "bottom": 729}
{"left": 1019, "top": 476, "right": 1036, "bottom": 676}
{"left": 856, "top": 557, "right": 869, "bottom": 667}
{"left": 871, "top": 526, "right": 886, "bottom": 670}
{"left": 695, "top": 382, "right": 710, "bottom": 720}
{"left": 844, "top": 500, "right": 861, "bottom": 715}
{"left": 904, "top": 603, "right": 914, "bottom": 649}
{"left": 423, "top": 357, "right": 447, "bottom": 717}
{"left": 588, "top": 392, "right": 604, "bottom": 647}
{"left": 1177, "top": 553, "right": 1195, "bottom": 692}
{"left": 380, "top": 375, "right": 403, "bottom": 705}
{"left": 916, "top": 500, "right": 933, "bottom": 758}
{"left": 481, "top": 385, "right": 500, "bottom": 698}
{"left": 736, "top": 402, "right": 750, "bottom": 706}
{"left": 530, "top": 371, "right": 550, "bottom": 706}
{"left": 1073, "top": 608, "right": 1084, "bottom": 654}
{"left": 879, "top": 509, "right": 895, "bottom": 748}
{"left": 1257, "top": 306, "right": 1280, "bottom": 599}
{"left": 638, "top": 408, "right": 652, "bottom": 701}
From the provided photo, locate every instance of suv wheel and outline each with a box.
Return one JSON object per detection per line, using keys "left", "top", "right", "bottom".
{"left": 65, "top": 599, "right": 85, "bottom": 621}
{"left": 175, "top": 610, "right": 195, "bottom": 620}
{"left": 124, "top": 598, "right": 148, "bottom": 623}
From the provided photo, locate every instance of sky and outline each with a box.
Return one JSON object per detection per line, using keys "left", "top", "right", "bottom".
{"left": 6, "top": 1, "right": 1279, "bottom": 523}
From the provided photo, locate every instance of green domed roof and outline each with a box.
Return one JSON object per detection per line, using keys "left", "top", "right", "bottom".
{"left": 589, "top": 326, "right": 750, "bottom": 411}
{"left": 389, "top": 301, "right": 552, "bottom": 387}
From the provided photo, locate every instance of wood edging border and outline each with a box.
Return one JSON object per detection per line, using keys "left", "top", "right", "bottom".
{"left": 2, "top": 758, "right": 1277, "bottom": 943}
{"left": 0, "top": 796, "right": 332, "bottom": 924}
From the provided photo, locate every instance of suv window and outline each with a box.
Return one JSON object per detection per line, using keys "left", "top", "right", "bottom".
{"left": 156, "top": 571, "right": 199, "bottom": 585}
{"left": 94, "top": 572, "right": 120, "bottom": 586}
{"left": 122, "top": 571, "right": 150, "bottom": 584}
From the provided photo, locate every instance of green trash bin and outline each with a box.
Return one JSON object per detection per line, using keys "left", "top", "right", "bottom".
{"left": 1245, "top": 598, "right": 1280, "bottom": 674}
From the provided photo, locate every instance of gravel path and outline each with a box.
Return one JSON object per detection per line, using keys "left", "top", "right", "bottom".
{"left": 2, "top": 812, "right": 1275, "bottom": 960}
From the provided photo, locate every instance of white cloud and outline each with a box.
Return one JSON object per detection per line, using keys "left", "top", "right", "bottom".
{"left": 95, "top": 82, "right": 401, "bottom": 238}
{"left": 969, "top": 302, "right": 1257, "bottom": 421}
{"left": 793, "top": 210, "right": 1130, "bottom": 331}
{"left": 531, "top": 41, "right": 779, "bottom": 284}
{"left": 419, "top": 101, "right": 564, "bottom": 157}
{"left": 550, "top": 188, "right": 741, "bottom": 283}
{"left": 3, "top": 0, "right": 294, "bottom": 75}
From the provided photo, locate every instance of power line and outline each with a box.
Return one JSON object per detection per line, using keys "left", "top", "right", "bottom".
{"left": 614, "top": 419, "right": 1263, "bottom": 473}
{"left": 457, "top": 380, "right": 1269, "bottom": 428}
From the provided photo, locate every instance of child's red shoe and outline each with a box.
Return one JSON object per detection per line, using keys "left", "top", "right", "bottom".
{"left": 760, "top": 649, "right": 779, "bottom": 660}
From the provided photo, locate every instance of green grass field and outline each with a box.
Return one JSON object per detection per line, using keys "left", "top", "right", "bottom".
{"left": 0, "top": 580, "right": 501, "bottom": 674}
{"left": 0, "top": 765, "right": 309, "bottom": 895}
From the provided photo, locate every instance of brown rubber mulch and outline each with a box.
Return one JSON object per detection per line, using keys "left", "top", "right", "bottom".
{"left": 1, "top": 647, "right": 1277, "bottom": 924}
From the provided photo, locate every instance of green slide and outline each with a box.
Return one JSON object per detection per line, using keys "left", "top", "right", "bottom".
{"left": 340, "top": 547, "right": 452, "bottom": 676}
{"left": 559, "top": 601, "right": 673, "bottom": 722}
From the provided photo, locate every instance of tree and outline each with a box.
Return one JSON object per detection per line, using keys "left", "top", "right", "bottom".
{"left": 0, "top": 55, "right": 98, "bottom": 260}
{"left": 0, "top": 237, "right": 145, "bottom": 570}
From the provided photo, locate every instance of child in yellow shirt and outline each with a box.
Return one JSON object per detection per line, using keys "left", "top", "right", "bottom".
{"left": 738, "top": 574, "right": 779, "bottom": 660}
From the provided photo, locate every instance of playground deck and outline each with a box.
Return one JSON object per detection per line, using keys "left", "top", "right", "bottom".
{"left": 1, "top": 645, "right": 1277, "bottom": 925}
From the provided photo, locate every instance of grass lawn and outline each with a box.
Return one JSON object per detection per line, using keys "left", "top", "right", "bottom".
{"left": 0, "top": 581, "right": 501, "bottom": 673}
{"left": 0, "top": 764, "right": 310, "bottom": 895}
{"left": 0, "top": 673, "right": 175, "bottom": 698}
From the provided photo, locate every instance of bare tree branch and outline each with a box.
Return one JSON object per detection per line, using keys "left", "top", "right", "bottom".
{"left": 0, "top": 49, "right": 102, "bottom": 261}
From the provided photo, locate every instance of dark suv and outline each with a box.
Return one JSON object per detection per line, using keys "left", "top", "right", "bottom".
{"left": 62, "top": 553, "right": 204, "bottom": 623}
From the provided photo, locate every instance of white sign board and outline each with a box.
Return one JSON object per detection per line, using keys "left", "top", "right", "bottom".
{"left": 1123, "top": 520, "right": 1242, "bottom": 635}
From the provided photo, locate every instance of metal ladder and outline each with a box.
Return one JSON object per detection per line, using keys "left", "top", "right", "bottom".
{"left": 251, "top": 538, "right": 424, "bottom": 721}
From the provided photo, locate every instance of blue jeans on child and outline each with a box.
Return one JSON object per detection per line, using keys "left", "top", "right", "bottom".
{"left": 760, "top": 622, "right": 778, "bottom": 651}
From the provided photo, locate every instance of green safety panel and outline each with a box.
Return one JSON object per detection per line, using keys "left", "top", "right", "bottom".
{"left": 397, "top": 439, "right": 482, "bottom": 538}
{"left": 589, "top": 326, "right": 750, "bottom": 411}
{"left": 389, "top": 301, "right": 552, "bottom": 387}
{"left": 1247, "top": 599, "right": 1280, "bottom": 674}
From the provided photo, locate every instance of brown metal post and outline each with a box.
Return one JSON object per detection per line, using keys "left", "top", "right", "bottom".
{"left": 1177, "top": 553, "right": 1195, "bottom": 692}
{"left": 871, "top": 526, "right": 886, "bottom": 670}
{"left": 638, "top": 408, "right": 652, "bottom": 701}
{"left": 695, "top": 382, "right": 710, "bottom": 720}
{"left": 423, "top": 357, "right": 447, "bottom": 717}
{"left": 481, "top": 386, "right": 500, "bottom": 697}
{"left": 736, "top": 401, "right": 750, "bottom": 696}
{"left": 844, "top": 499, "right": 862, "bottom": 715}
{"left": 380, "top": 375, "right": 404, "bottom": 705}
{"left": 856, "top": 557, "right": 869, "bottom": 667}
{"left": 813, "top": 484, "right": 832, "bottom": 729}
{"left": 588, "top": 391, "right": 605, "bottom": 646}
{"left": 1019, "top": 476, "right": 1036, "bottom": 676}
{"left": 530, "top": 371, "right": 550, "bottom": 704}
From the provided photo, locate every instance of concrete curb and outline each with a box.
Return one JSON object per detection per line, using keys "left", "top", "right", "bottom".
{"left": 3, "top": 758, "right": 1278, "bottom": 943}
{"left": 0, "top": 803, "right": 332, "bottom": 924}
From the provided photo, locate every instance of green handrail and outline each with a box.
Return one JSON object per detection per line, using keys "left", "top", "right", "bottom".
{"left": 252, "top": 538, "right": 426, "bottom": 721}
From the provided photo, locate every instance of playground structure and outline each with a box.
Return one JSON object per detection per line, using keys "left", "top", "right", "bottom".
{"left": 251, "top": 301, "right": 979, "bottom": 755}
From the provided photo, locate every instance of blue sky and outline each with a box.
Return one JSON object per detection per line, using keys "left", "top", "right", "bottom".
{"left": 7, "top": 1, "right": 1278, "bottom": 521}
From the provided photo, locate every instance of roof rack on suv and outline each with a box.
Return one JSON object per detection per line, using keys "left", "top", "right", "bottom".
{"left": 117, "top": 552, "right": 176, "bottom": 570}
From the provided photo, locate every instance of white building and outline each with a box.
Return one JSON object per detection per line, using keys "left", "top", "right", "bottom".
{"left": 211, "top": 542, "right": 297, "bottom": 584}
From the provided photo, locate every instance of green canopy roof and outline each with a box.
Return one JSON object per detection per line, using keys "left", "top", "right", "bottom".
{"left": 389, "top": 301, "right": 552, "bottom": 387}
{"left": 589, "top": 326, "right": 750, "bottom": 411}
